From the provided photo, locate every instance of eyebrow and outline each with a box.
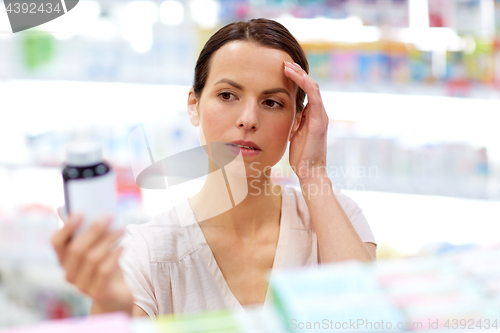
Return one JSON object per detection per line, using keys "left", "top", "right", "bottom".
{"left": 214, "top": 78, "right": 291, "bottom": 99}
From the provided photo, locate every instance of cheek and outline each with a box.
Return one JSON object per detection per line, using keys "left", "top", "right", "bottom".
{"left": 199, "top": 104, "right": 231, "bottom": 134}
{"left": 264, "top": 119, "right": 293, "bottom": 150}
{"left": 273, "top": 124, "right": 291, "bottom": 140}
{"left": 276, "top": 116, "right": 295, "bottom": 136}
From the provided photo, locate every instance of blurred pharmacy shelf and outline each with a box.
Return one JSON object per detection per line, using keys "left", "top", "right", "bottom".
{"left": 1, "top": 80, "right": 499, "bottom": 200}
{"left": 0, "top": 261, "right": 92, "bottom": 328}
{"left": 3, "top": 244, "right": 500, "bottom": 332}
{"left": 3, "top": 0, "right": 500, "bottom": 94}
{"left": 3, "top": 80, "right": 499, "bottom": 150}
{"left": 342, "top": 189, "right": 500, "bottom": 256}
{"left": 3, "top": 0, "right": 500, "bottom": 96}
{"left": 0, "top": 163, "right": 499, "bottom": 263}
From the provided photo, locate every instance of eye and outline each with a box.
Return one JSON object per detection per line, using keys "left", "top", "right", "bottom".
{"left": 264, "top": 99, "right": 283, "bottom": 108}
{"left": 218, "top": 92, "right": 236, "bottom": 102}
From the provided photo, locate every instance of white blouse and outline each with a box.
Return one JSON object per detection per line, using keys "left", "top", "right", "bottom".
{"left": 118, "top": 185, "right": 376, "bottom": 318}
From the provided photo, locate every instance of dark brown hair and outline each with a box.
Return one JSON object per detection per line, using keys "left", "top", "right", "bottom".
{"left": 193, "top": 18, "right": 309, "bottom": 114}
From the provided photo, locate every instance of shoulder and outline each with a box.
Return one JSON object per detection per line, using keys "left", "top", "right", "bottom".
{"left": 121, "top": 200, "right": 199, "bottom": 263}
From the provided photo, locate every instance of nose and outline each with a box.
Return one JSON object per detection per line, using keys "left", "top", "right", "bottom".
{"left": 236, "top": 100, "right": 259, "bottom": 131}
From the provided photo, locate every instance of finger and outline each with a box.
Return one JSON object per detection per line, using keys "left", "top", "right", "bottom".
{"left": 88, "top": 246, "right": 124, "bottom": 302}
{"left": 63, "top": 217, "right": 113, "bottom": 283}
{"left": 285, "top": 64, "right": 322, "bottom": 108}
{"left": 74, "top": 229, "right": 125, "bottom": 293}
{"left": 51, "top": 214, "right": 83, "bottom": 263}
{"left": 284, "top": 61, "right": 323, "bottom": 109}
{"left": 285, "top": 61, "right": 306, "bottom": 76}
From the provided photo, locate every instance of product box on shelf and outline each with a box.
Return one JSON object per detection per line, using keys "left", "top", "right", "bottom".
{"left": 268, "top": 246, "right": 500, "bottom": 333}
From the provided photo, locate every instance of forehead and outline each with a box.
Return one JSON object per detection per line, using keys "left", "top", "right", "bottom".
{"left": 206, "top": 40, "right": 296, "bottom": 93}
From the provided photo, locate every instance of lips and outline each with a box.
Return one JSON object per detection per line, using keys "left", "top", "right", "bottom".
{"left": 227, "top": 140, "right": 261, "bottom": 150}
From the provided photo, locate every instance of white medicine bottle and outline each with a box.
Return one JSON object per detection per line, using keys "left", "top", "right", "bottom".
{"left": 62, "top": 141, "right": 117, "bottom": 235}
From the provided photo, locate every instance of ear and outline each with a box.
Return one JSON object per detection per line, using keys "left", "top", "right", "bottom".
{"left": 187, "top": 87, "right": 200, "bottom": 127}
{"left": 289, "top": 110, "right": 303, "bottom": 141}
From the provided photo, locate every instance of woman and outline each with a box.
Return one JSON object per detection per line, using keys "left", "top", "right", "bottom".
{"left": 51, "top": 18, "right": 377, "bottom": 318}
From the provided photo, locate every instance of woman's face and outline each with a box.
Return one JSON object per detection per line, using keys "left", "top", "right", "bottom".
{"left": 188, "top": 40, "right": 302, "bottom": 178}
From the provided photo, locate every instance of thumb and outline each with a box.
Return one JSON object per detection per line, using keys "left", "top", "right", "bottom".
{"left": 57, "top": 206, "right": 68, "bottom": 224}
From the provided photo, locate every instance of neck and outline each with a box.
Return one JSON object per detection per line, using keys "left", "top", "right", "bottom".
{"left": 188, "top": 163, "right": 282, "bottom": 239}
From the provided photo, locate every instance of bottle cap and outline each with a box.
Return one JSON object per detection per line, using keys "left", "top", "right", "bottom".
{"left": 65, "top": 141, "right": 103, "bottom": 166}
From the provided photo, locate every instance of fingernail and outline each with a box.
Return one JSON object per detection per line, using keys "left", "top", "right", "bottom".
{"left": 71, "top": 215, "right": 83, "bottom": 226}
{"left": 97, "top": 217, "right": 112, "bottom": 228}
{"left": 104, "top": 217, "right": 113, "bottom": 227}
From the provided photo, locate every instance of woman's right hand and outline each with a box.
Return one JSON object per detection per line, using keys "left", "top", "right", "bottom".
{"left": 51, "top": 209, "right": 134, "bottom": 315}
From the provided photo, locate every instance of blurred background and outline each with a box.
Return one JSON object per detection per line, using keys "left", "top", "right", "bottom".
{"left": 1, "top": 0, "right": 500, "bottom": 328}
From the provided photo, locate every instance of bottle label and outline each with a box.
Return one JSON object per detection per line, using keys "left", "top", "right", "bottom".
{"left": 65, "top": 170, "right": 117, "bottom": 235}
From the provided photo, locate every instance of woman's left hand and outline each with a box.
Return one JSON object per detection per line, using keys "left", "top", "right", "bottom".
{"left": 284, "top": 61, "right": 329, "bottom": 182}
